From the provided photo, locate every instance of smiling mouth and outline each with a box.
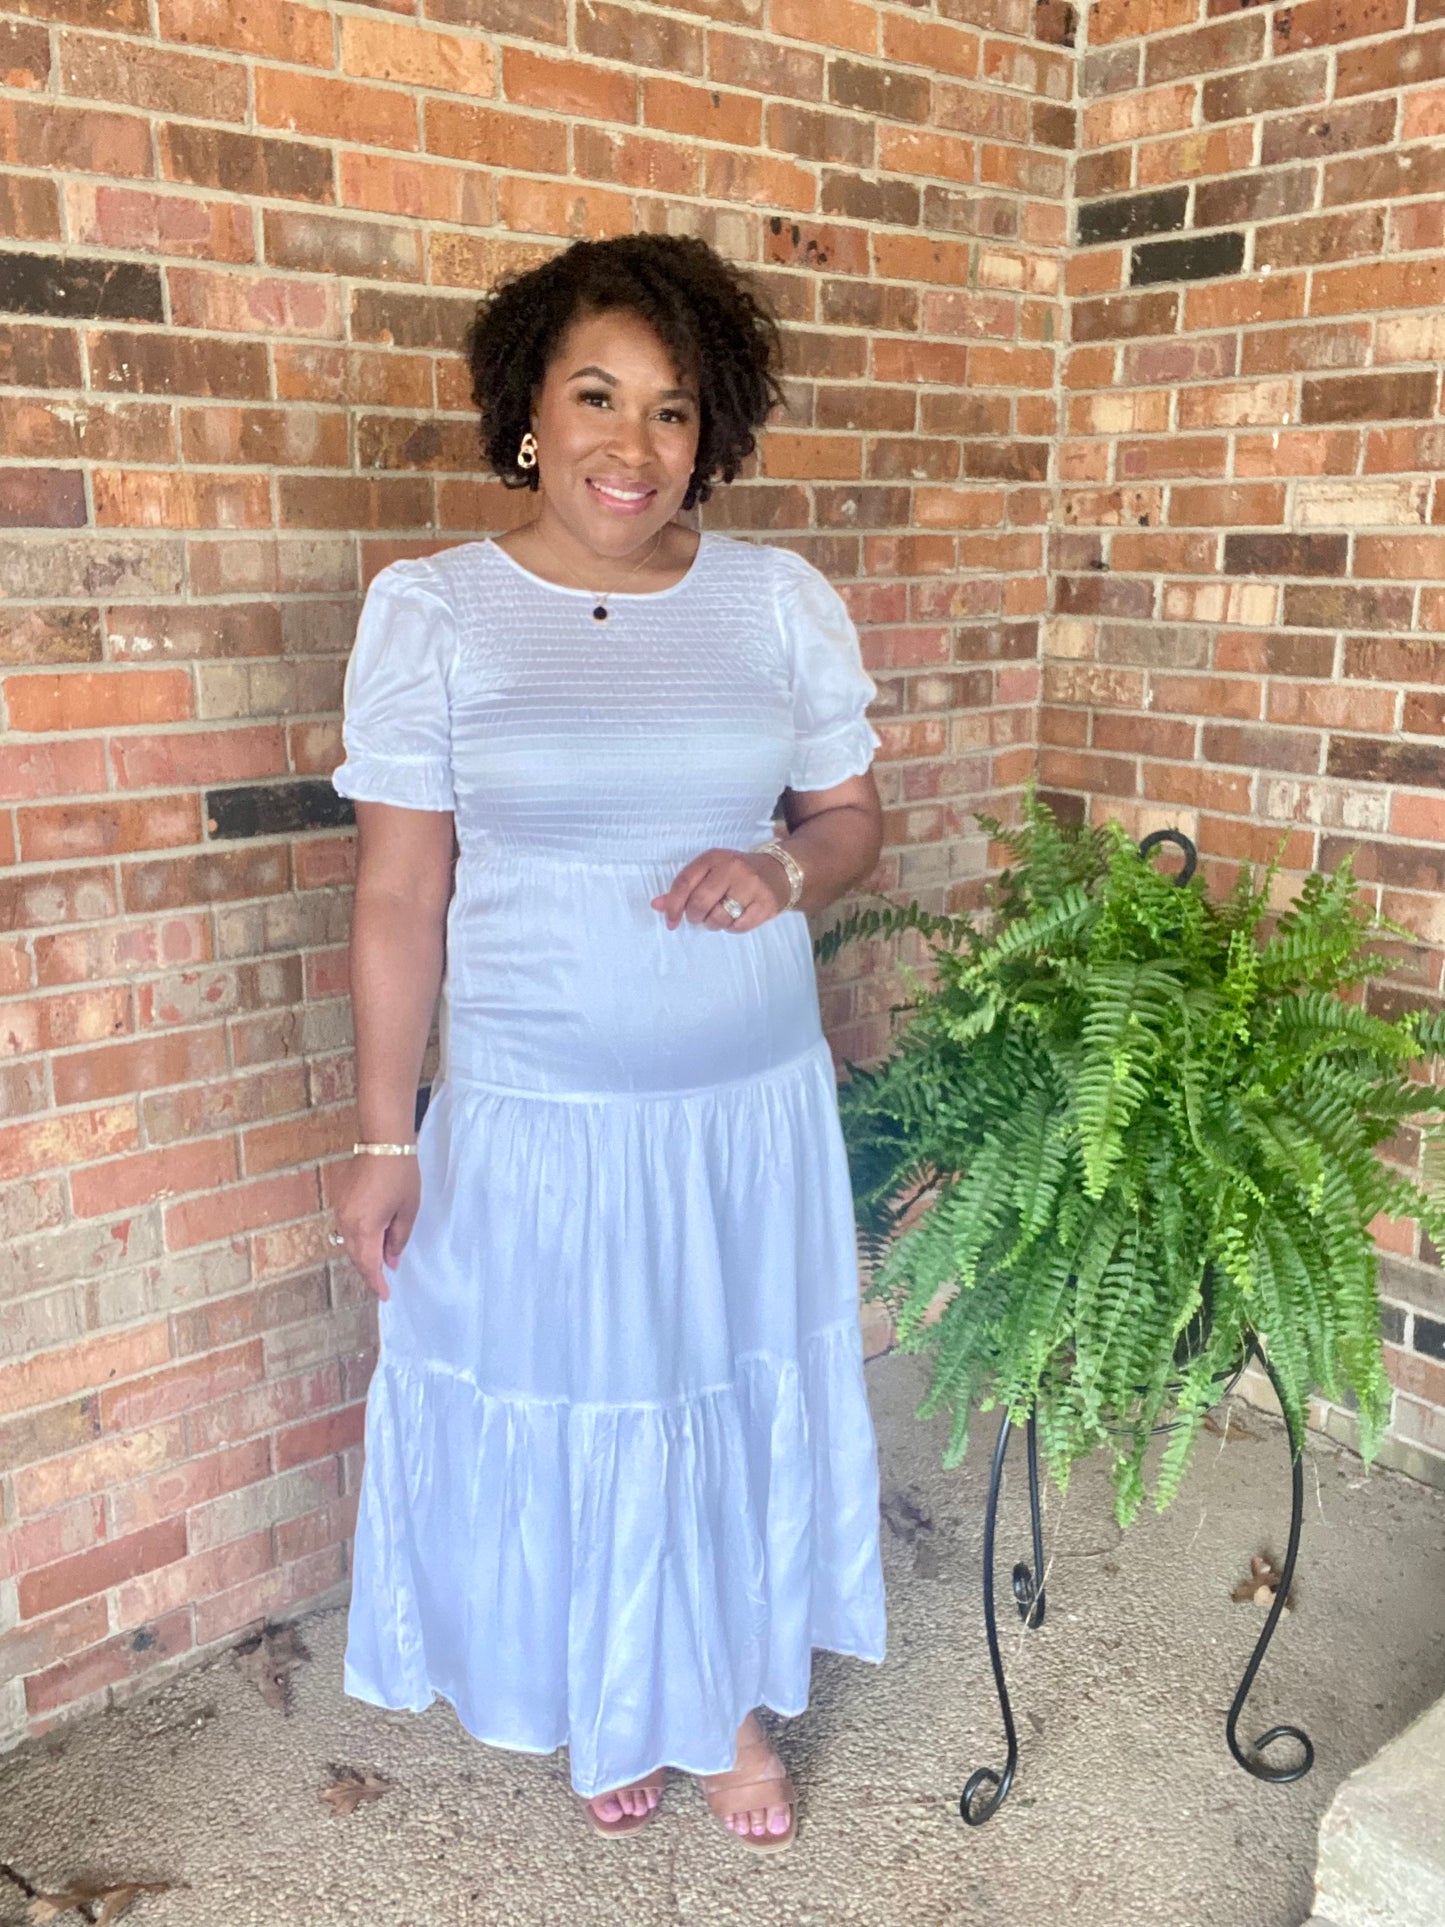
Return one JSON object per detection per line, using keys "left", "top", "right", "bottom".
{"left": 587, "top": 479, "right": 657, "bottom": 511}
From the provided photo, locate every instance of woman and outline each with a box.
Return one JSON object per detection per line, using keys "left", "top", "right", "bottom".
{"left": 330, "top": 233, "right": 887, "bottom": 1851}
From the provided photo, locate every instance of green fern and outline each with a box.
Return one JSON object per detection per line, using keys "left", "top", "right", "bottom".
{"left": 819, "top": 789, "right": 1445, "bottom": 1524}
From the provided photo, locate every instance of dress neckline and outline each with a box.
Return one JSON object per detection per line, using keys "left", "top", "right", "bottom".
{"left": 486, "top": 530, "right": 709, "bottom": 603}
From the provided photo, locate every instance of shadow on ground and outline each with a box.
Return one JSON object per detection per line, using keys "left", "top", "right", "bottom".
{"left": 3, "top": 1350, "right": 1445, "bottom": 1927}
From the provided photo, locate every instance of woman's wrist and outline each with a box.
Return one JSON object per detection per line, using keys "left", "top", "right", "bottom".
{"left": 750, "top": 838, "right": 805, "bottom": 912}
{"left": 356, "top": 1102, "right": 421, "bottom": 1143}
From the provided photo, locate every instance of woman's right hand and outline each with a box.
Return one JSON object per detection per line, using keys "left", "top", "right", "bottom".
{"left": 334, "top": 1154, "right": 422, "bottom": 1301}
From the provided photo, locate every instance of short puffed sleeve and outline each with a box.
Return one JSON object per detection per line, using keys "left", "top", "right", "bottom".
{"left": 774, "top": 549, "right": 881, "bottom": 793}
{"left": 332, "top": 562, "right": 457, "bottom": 813}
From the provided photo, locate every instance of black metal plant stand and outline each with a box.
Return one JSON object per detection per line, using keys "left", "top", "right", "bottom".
{"left": 960, "top": 829, "right": 1315, "bottom": 1827}
{"left": 960, "top": 1345, "right": 1313, "bottom": 1826}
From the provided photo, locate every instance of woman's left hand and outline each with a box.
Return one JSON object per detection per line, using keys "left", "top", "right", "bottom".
{"left": 651, "top": 849, "right": 789, "bottom": 933}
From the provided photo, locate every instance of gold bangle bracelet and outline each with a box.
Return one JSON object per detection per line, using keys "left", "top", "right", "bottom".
{"left": 752, "top": 838, "right": 805, "bottom": 911}
{"left": 352, "top": 1142, "right": 418, "bottom": 1157}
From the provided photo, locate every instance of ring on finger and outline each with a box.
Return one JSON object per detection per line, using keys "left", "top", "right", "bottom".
{"left": 327, "top": 1231, "right": 345, "bottom": 1248}
{"left": 721, "top": 896, "right": 745, "bottom": 921}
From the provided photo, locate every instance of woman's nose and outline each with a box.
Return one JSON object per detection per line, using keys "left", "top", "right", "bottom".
{"left": 604, "top": 414, "right": 654, "bottom": 465}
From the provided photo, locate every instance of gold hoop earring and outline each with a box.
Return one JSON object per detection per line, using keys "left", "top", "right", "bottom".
{"left": 516, "top": 432, "right": 539, "bottom": 471}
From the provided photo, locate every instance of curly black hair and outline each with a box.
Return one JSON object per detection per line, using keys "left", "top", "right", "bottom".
{"left": 464, "top": 234, "right": 785, "bottom": 510}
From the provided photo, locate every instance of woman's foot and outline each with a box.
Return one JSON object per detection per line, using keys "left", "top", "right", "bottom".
{"left": 583, "top": 1769, "right": 665, "bottom": 1837}
{"left": 701, "top": 1712, "right": 796, "bottom": 1849}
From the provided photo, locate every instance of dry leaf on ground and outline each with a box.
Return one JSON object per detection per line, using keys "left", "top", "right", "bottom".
{"left": 1230, "top": 1551, "right": 1295, "bottom": 1611}
{"left": 29, "top": 1880, "right": 172, "bottom": 1924}
{"left": 1203, "top": 1410, "right": 1253, "bottom": 1442}
{"left": 319, "top": 1766, "right": 392, "bottom": 1817}
{"left": 234, "top": 1621, "right": 309, "bottom": 1713}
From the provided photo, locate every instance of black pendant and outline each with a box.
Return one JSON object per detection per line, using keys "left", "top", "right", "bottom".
{"left": 592, "top": 604, "right": 608, "bottom": 622}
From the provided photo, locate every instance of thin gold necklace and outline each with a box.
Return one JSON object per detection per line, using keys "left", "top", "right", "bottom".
{"left": 528, "top": 523, "right": 666, "bottom": 623}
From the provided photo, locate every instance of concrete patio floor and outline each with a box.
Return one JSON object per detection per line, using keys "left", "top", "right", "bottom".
{"left": 3, "top": 1348, "right": 1445, "bottom": 1927}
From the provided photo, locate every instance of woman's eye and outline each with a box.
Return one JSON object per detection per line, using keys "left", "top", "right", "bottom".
{"left": 578, "top": 390, "right": 611, "bottom": 408}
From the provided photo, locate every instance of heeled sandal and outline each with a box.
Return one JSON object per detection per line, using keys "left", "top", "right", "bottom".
{"left": 701, "top": 1722, "right": 797, "bottom": 1854}
{"left": 580, "top": 1767, "right": 666, "bottom": 1839}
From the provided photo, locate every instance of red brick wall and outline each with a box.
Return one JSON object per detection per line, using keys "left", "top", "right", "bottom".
{"left": 1047, "top": 0, "right": 1445, "bottom": 1484}
{"left": 0, "top": 0, "right": 1067, "bottom": 1741}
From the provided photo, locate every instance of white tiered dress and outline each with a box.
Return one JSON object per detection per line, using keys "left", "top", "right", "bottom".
{"left": 332, "top": 531, "right": 888, "bottom": 1799}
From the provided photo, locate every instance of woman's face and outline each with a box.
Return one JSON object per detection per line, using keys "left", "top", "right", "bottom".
{"left": 528, "top": 307, "right": 701, "bottom": 560}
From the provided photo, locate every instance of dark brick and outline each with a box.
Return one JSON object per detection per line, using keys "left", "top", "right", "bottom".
{"left": 1273, "top": 0, "right": 1408, "bottom": 54}
{"left": 0, "top": 468, "right": 86, "bottom": 528}
{"left": 821, "top": 171, "right": 920, "bottom": 227}
{"left": 920, "top": 392, "right": 1011, "bottom": 437}
{"left": 428, "top": 0, "right": 564, "bottom": 36}
{"left": 1326, "top": 736, "right": 1445, "bottom": 789}
{"left": 1038, "top": 787, "right": 1088, "bottom": 826}
{"left": 1287, "top": 585, "right": 1414, "bottom": 631}
{"left": 815, "top": 386, "right": 916, "bottom": 432}
{"left": 820, "top": 280, "right": 919, "bottom": 331}
{"left": 920, "top": 187, "right": 1020, "bottom": 240}
{"left": 1145, "top": 13, "right": 1265, "bottom": 82}
{"left": 1380, "top": 1303, "right": 1408, "bottom": 1347}
{"left": 1417, "top": 1314, "right": 1445, "bottom": 1362}
{"left": 963, "top": 441, "right": 1050, "bottom": 482}
{"left": 814, "top": 484, "right": 911, "bottom": 527}
{"left": 0, "top": 606, "right": 103, "bottom": 666}
{"left": 576, "top": 0, "right": 700, "bottom": 72}
{"left": 1072, "top": 290, "right": 1179, "bottom": 343}
{"left": 1055, "top": 574, "right": 1155, "bottom": 619}
{"left": 1131, "top": 230, "right": 1245, "bottom": 286}
{"left": 0, "top": 1396, "right": 100, "bottom": 1478}
{"left": 1300, "top": 372, "right": 1437, "bottom": 424}
{"left": 1336, "top": 21, "right": 1445, "bottom": 93}
{"left": 109, "top": 603, "right": 283, "bottom": 662}
{"left": 88, "top": 332, "right": 270, "bottom": 401}
{"left": 1076, "top": 187, "right": 1188, "bottom": 248}
{"left": 263, "top": 210, "right": 420, "bottom": 283}
{"left": 1099, "top": 625, "right": 1208, "bottom": 670}
{"left": 0, "top": 253, "right": 163, "bottom": 323}
{"left": 206, "top": 781, "right": 354, "bottom": 840}
{"left": 953, "top": 623, "right": 1038, "bottom": 664}
{"left": 0, "top": 323, "right": 82, "bottom": 388}
{"left": 1203, "top": 58, "right": 1328, "bottom": 124}
{"left": 161, "top": 125, "right": 334, "bottom": 204}
{"left": 349, "top": 288, "right": 476, "bottom": 352}
{"left": 1325, "top": 144, "right": 1445, "bottom": 209}
{"left": 0, "top": 19, "right": 50, "bottom": 88}
{"left": 0, "top": 174, "right": 61, "bottom": 245}
{"left": 1032, "top": 102, "right": 1076, "bottom": 150}
{"left": 1075, "top": 149, "right": 1132, "bottom": 199}
{"left": 1034, "top": 1, "right": 1077, "bottom": 48}
{"left": 1254, "top": 209, "right": 1386, "bottom": 272}
{"left": 1195, "top": 169, "right": 1315, "bottom": 227}
{"left": 357, "top": 416, "right": 477, "bottom": 472}
{"left": 1080, "top": 44, "right": 1139, "bottom": 96}
{"left": 1224, "top": 533, "right": 1348, "bottom": 577}
{"left": 865, "top": 438, "right": 956, "bottom": 481}
{"left": 1344, "top": 634, "right": 1445, "bottom": 679}
{"left": 1260, "top": 97, "right": 1397, "bottom": 166}
{"left": 1331, "top": 839, "right": 1445, "bottom": 894}
{"left": 1203, "top": 723, "right": 1321, "bottom": 774}
{"left": 767, "top": 103, "right": 874, "bottom": 169}
{"left": 827, "top": 59, "right": 930, "bottom": 123}
{"left": 1256, "top": 634, "right": 1336, "bottom": 677}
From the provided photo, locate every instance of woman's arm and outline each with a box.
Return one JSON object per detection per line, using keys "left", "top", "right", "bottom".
{"left": 336, "top": 800, "right": 456, "bottom": 1299}
{"left": 777, "top": 769, "right": 883, "bottom": 913}
{"left": 651, "top": 770, "right": 882, "bottom": 932}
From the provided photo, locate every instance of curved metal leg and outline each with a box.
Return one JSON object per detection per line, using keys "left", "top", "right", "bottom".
{"left": 1225, "top": 1349, "right": 1315, "bottom": 1784}
{"left": 1012, "top": 1414, "right": 1046, "bottom": 1630}
{"left": 961, "top": 1412, "right": 1046, "bottom": 1825}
